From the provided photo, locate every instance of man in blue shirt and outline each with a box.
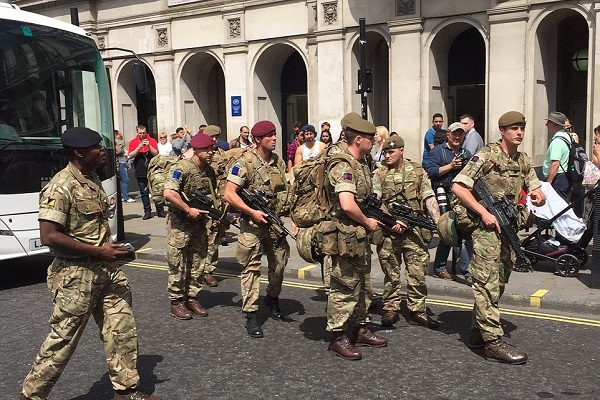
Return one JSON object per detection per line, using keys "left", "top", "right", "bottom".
{"left": 422, "top": 113, "right": 444, "bottom": 167}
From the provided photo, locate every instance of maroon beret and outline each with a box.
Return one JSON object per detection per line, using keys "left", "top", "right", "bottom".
{"left": 189, "top": 133, "right": 215, "bottom": 149}
{"left": 251, "top": 120, "right": 277, "bottom": 138}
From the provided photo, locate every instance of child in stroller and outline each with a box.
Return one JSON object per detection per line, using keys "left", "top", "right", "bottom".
{"left": 523, "top": 182, "right": 593, "bottom": 276}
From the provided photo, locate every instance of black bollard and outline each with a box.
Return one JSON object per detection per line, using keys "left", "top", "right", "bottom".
{"left": 592, "top": 184, "right": 600, "bottom": 287}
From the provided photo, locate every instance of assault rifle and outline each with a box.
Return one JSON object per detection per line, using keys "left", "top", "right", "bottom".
{"left": 360, "top": 194, "right": 437, "bottom": 232}
{"left": 239, "top": 189, "right": 296, "bottom": 246}
{"left": 473, "top": 178, "right": 533, "bottom": 272}
{"left": 186, "top": 190, "right": 240, "bottom": 230}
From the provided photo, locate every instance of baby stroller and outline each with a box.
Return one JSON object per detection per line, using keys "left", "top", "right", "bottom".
{"left": 521, "top": 182, "right": 596, "bottom": 277}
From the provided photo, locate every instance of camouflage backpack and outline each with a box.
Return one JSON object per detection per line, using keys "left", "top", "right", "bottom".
{"left": 147, "top": 154, "right": 181, "bottom": 208}
{"left": 213, "top": 147, "right": 255, "bottom": 194}
{"left": 290, "top": 144, "right": 357, "bottom": 228}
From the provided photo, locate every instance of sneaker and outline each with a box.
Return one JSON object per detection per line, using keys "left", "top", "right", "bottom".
{"left": 432, "top": 270, "right": 454, "bottom": 280}
{"left": 124, "top": 198, "right": 135, "bottom": 203}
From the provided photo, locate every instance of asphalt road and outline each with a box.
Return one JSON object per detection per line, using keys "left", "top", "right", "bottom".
{"left": 2, "top": 257, "right": 600, "bottom": 400}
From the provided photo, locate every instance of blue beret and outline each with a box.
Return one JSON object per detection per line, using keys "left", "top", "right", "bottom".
{"left": 60, "top": 127, "right": 102, "bottom": 148}
{"left": 190, "top": 133, "right": 215, "bottom": 149}
{"left": 251, "top": 120, "right": 277, "bottom": 137}
{"left": 302, "top": 124, "right": 316, "bottom": 133}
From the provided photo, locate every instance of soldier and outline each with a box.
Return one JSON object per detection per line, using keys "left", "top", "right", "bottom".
{"left": 452, "top": 111, "right": 546, "bottom": 364}
{"left": 372, "top": 136, "right": 442, "bottom": 328}
{"left": 20, "top": 128, "right": 160, "bottom": 400}
{"left": 323, "top": 113, "right": 387, "bottom": 360}
{"left": 163, "top": 132, "right": 216, "bottom": 320}
{"left": 199, "top": 125, "right": 228, "bottom": 287}
{"left": 223, "top": 120, "right": 292, "bottom": 338}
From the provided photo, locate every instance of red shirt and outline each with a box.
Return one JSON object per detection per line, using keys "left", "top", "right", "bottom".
{"left": 128, "top": 135, "right": 158, "bottom": 154}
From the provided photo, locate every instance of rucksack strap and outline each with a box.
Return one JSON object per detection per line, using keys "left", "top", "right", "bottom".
{"left": 551, "top": 135, "right": 572, "bottom": 174}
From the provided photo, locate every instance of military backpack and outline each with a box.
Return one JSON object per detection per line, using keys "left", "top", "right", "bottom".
{"left": 147, "top": 154, "right": 181, "bottom": 208}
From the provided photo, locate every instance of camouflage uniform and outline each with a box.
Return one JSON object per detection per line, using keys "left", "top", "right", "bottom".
{"left": 164, "top": 158, "right": 214, "bottom": 301}
{"left": 227, "top": 149, "right": 291, "bottom": 312}
{"left": 326, "top": 150, "right": 372, "bottom": 332}
{"left": 453, "top": 141, "right": 541, "bottom": 341}
{"left": 22, "top": 163, "right": 139, "bottom": 400}
{"left": 372, "top": 161, "right": 435, "bottom": 313}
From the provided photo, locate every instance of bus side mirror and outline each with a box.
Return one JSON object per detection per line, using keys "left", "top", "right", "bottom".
{"left": 132, "top": 61, "right": 148, "bottom": 94}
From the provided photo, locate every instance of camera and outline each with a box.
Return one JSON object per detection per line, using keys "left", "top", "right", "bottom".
{"left": 436, "top": 186, "right": 449, "bottom": 214}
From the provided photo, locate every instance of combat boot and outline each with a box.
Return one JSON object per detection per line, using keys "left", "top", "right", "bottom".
{"left": 187, "top": 298, "right": 208, "bottom": 317}
{"left": 349, "top": 326, "right": 388, "bottom": 347}
{"left": 245, "top": 312, "right": 264, "bottom": 338}
{"left": 408, "top": 311, "right": 440, "bottom": 329}
{"left": 203, "top": 273, "right": 218, "bottom": 287}
{"left": 264, "top": 294, "right": 284, "bottom": 320}
{"left": 466, "top": 328, "right": 485, "bottom": 349}
{"left": 484, "top": 338, "right": 528, "bottom": 365}
{"left": 328, "top": 331, "right": 362, "bottom": 360}
{"left": 170, "top": 300, "right": 192, "bottom": 320}
{"left": 381, "top": 310, "right": 399, "bottom": 327}
{"left": 114, "top": 389, "right": 163, "bottom": 399}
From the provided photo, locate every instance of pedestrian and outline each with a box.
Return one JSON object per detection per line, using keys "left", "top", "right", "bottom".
{"left": 373, "top": 135, "right": 442, "bottom": 328}
{"left": 157, "top": 131, "right": 172, "bottom": 155}
{"left": 425, "top": 122, "right": 473, "bottom": 283}
{"left": 319, "top": 121, "right": 331, "bottom": 141}
{"left": 127, "top": 125, "right": 166, "bottom": 219}
{"left": 370, "top": 125, "right": 389, "bottom": 169}
{"left": 229, "top": 125, "right": 254, "bottom": 149}
{"left": 460, "top": 113, "right": 484, "bottom": 155}
{"left": 115, "top": 129, "right": 135, "bottom": 203}
{"left": 320, "top": 130, "right": 332, "bottom": 145}
{"left": 324, "top": 112, "right": 387, "bottom": 360}
{"left": 542, "top": 111, "right": 571, "bottom": 200}
{"left": 19, "top": 127, "right": 161, "bottom": 400}
{"left": 422, "top": 113, "right": 444, "bottom": 167}
{"left": 163, "top": 132, "right": 217, "bottom": 320}
{"left": 223, "top": 120, "right": 292, "bottom": 338}
{"left": 172, "top": 127, "right": 189, "bottom": 156}
{"left": 286, "top": 124, "right": 304, "bottom": 172}
{"left": 294, "top": 124, "right": 327, "bottom": 165}
{"left": 452, "top": 111, "right": 545, "bottom": 364}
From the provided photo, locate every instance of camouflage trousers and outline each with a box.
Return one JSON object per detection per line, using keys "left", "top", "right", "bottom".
{"left": 199, "top": 219, "right": 228, "bottom": 275}
{"left": 236, "top": 219, "right": 290, "bottom": 313}
{"left": 469, "top": 225, "right": 513, "bottom": 342}
{"left": 22, "top": 258, "right": 139, "bottom": 400}
{"left": 166, "top": 219, "right": 208, "bottom": 301}
{"left": 326, "top": 254, "right": 370, "bottom": 331}
{"left": 376, "top": 230, "right": 430, "bottom": 312}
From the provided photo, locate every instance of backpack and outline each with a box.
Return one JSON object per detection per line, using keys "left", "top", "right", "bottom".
{"left": 290, "top": 145, "right": 357, "bottom": 228}
{"left": 147, "top": 154, "right": 181, "bottom": 207}
{"left": 553, "top": 136, "right": 588, "bottom": 183}
{"left": 213, "top": 147, "right": 254, "bottom": 191}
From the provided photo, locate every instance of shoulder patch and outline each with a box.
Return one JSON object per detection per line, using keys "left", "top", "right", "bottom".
{"left": 172, "top": 170, "right": 182, "bottom": 180}
{"left": 342, "top": 172, "right": 353, "bottom": 180}
{"left": 47, "top": 199, "right": 56, "bottom": 207}
{"left": 231, "top": 163, "right": 242, "bottom": 176}
{"left": 469, "top": 155, "right": 479, "bottom": 163}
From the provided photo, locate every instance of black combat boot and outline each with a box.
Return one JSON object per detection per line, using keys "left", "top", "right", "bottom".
{"left": 245, "top": 312, "right": 264, "bottom": 338}
{"left": 264, "top": 294, "right": 284, "bottom": 320}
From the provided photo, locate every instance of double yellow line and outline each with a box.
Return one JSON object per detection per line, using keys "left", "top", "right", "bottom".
{"left": 123, "top": 260, "right": 600, "bottom": 328}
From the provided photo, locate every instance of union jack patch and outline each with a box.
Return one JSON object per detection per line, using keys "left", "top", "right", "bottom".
{"left": 342, "top": 172, "right": 353, "bottom": 180}
{"left": 469, "top": 156, "right": 479, "bottom": 163}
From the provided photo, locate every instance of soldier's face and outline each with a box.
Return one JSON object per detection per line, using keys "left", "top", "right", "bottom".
{"left": 195, "top": 147, "right": 214, "bottom": 164}
{"left": 259, "top": 132, "right": 277, "bottom": 151}
{"left": 357, "top": 134, "right": 375, "bottom": 156}
{"left": 500, "top": 125, "right": 525, "bottom": 146}
{"left": 384, "top": 148, "right": 403, "bottom": 167}
{"left": 80, "top": 144, "right": 107, "bottom": 168}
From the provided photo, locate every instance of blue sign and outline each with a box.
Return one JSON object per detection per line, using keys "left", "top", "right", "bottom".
{"left": 231, "top": 96, "right": 242, "bottom": 117}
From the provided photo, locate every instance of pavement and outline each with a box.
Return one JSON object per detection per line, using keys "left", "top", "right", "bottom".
{"left": 119, "top": 198, "right": 600, "bottom": 317}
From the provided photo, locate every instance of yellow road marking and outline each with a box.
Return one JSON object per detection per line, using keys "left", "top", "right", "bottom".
{"left": 530, "top": 289, "right": 549, "bottom": 308}
{"left": 122, "top": 261, "right": 600, "bottom": 328}
{"left": 298, "top": 264, "right": 319, "bottom": 280}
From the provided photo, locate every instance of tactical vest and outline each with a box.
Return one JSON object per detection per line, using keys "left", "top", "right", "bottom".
{"left": 245, "top": 150, "right": 291, "bottom": 215}
{"left": 481, "top": 142, "right": 530, "bottom": 202}
{"left": 375, "top": 160, "right": 424, "bottom": 211}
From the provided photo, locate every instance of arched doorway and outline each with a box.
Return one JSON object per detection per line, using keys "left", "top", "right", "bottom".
{"left": 117, "top": 62, "right": 157, "bottom": 139}
{"left": 429, "top": 23, "right": 486, "bottom": 136}
{"left": 351, "top": 31, "right": 389, "bottom": 126}
{"left": 253, "top": 44, "right": 307, "bottom": 154}
{"left": 180, "top": 53, "right": 226, "bottom": 138}
{"left": 533, "top": 10, "right": 589, "bottom": 154}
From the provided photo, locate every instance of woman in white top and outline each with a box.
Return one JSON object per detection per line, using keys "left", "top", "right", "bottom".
{"left": 157, "top": 132, "right": 173, "bottom": 155}
{"left": 371, "top": 125, "right": 390, "bottom": 168}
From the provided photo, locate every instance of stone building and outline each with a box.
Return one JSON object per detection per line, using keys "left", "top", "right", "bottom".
{"left": 11, "top": 0, "right": 598, "bottom": 163}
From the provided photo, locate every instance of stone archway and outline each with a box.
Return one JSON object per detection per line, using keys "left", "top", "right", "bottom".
{"left": 116, "top": 61, "right": 157, "bottom": 140}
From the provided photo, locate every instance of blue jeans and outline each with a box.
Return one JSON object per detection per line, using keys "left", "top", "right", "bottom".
{"left": 433, "top": 239, "right": 472, "bottom": 276}
{"left": 118, "top": 163, "right": 131, "bottom": 200}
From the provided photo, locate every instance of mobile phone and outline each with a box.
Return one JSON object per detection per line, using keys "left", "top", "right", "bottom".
{"left": 121, "top": 243, "right": 135, "bottom": 252}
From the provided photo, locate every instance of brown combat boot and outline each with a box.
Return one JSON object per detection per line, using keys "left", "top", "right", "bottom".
{"left": 328, "top": 331, "right": 362, "bottom": 360}
{"left": 203, "top": 273, "right": 218, "bottom": 287}
{"left": 170, "top": 300, "right": 192, "bottom": 320}
{"left": 408, "top": 311, "right": 440, "bottom": 329}
{"left": 114, "top": 389, "right": 163, "bottom": 399}
{"left": 350, "top": 326, "right": 388, "bottom": 347}
{"left": 484, "top": 338, "right": 528, "bottom": 365}
{"left": 381, "top": 310, "right": 399, "bottom": 327}
{"left": 187, "top": 298, "right": 208, "bottom": 317}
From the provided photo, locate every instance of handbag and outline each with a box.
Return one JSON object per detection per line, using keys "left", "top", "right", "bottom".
{"left": 582, "top": 160, "right": 600, "bottom": 186}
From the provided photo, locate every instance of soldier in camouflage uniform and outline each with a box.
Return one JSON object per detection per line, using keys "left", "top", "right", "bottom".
{"left": 20, "top": 128, "right": 160, "bottom": 400}
{"left": 324, "top": 113, "right": 387, "bottom": 360}
{"left": 372, "top": 136, "right": 441, "bottom": 328}
{"left": 452, "top": 111, "right": 545, "bottom": 364}
{"left": 199, "top": 125, "right": 229, "bottom": 288}
{"left": 163, "top": 133, "right": 216, "bottom": 320}
{"left": 223, "top": 120, "right": 292, "bottom": 338}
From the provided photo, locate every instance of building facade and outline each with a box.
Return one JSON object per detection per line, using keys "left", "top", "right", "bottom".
{"left": 12, "top": 0, "right": 598, "bottom": 163}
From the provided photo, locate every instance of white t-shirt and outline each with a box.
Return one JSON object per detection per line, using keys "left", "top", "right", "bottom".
{"left": 158, "top": 142, "right": 173, "bottom": 156}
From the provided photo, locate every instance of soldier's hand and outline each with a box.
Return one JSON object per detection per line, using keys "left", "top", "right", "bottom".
{"left": 250, "top": 210, "right": 269, "bottom": 225}
{"left": 187, "top": 207, "right": 208, "bottom": 220}
{"left": 365, "top": 217, "right": 379, "bottom": 232}
{"left": 481, "top": 211, "right": 501, "bottom": 234}
{"left": 390, "top": 220, "right": 408, "bottom": 234}
{"left": 98, "top": 244, "right": 129, "bottom": 262}
{"left": 528, "top": 188, "right": 546, "bottom": 207}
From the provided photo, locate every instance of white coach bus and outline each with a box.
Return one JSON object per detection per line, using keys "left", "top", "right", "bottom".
{"left": 0, "top": 3, "right": 119, "bottom": 260}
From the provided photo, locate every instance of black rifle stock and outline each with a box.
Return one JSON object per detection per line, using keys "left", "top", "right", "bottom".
{"left": 472, "top": 178, "right": 532, "bottom": 272}
{"left": 239, "top": 189, "right": 296, "bottom": 245}
{"left": 360, "top": 194, "right": 437, "bottom": 232}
